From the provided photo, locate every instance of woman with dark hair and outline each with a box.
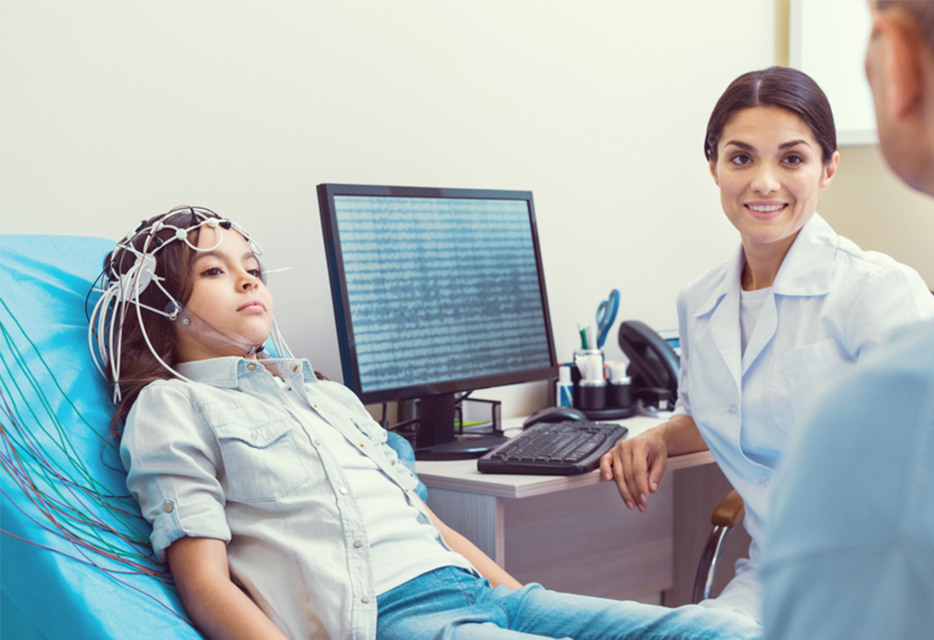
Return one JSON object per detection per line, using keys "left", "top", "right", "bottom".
{"left": 601, "top": 66, "right": 934, "bottom": 623}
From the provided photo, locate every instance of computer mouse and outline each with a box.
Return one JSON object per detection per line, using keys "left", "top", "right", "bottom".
{"left": 522, "top": 406, "right": 588, "bottom": 429}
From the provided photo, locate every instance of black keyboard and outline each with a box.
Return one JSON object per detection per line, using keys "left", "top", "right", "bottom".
{"left": 476, "top": 421, "right": 629, "bottom": 475}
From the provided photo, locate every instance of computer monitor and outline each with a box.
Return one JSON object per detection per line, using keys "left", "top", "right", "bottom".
{"left": 317, "top": 183, "right": 558, "bottom": 459}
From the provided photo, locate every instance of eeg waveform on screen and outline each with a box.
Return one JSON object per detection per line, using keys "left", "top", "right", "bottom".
{"left": 333, "top": 195, "right": 552, "bottom": 394}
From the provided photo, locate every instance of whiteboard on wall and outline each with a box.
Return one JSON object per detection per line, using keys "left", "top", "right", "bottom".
{"left": 790, "top": 0, "right": 877, "bottom": 145}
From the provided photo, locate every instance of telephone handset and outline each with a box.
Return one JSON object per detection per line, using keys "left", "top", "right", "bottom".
{"left": 617, "top": 320, "right": 680, "bottom": 410}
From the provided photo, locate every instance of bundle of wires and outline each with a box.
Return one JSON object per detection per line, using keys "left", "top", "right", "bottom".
{"left": 2, "top": 298, "right": 167, "bottom": 568}
{"left": 0, "top": 298, "right": 195, "bottom": 624}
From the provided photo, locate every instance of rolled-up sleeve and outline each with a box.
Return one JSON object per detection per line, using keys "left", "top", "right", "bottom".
{"left": 672, "top": 288, "right": 693, "bottom": 418}
{"left": 120, "top": 382, "right": 231, "bottom": 561}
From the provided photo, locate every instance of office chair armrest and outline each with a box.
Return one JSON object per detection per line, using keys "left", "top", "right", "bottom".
{"left": 711, "top": 489, "right": 744, "bottom": 528}
{"left": 693, "top": 489, "right": 745, "bottom": 604}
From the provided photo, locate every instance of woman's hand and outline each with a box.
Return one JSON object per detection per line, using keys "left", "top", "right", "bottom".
{"left": 600, "top": 428, "right": 669, "bottom": 512}
{"left": 599, "top": 414, "right": 708, "bottom": 512}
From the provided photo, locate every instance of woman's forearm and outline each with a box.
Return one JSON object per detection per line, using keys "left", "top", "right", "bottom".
{"left": 656, "top": 413, "right": 708, "bottom": 456}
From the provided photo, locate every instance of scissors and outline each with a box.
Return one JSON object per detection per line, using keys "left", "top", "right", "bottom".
{"left": 596, "top": 289, "right": 620, "bottom": 348}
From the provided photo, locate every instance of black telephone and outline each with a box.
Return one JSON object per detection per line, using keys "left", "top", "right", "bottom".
{"left": 617, "top": 320, "right": 680, "bottom": 410}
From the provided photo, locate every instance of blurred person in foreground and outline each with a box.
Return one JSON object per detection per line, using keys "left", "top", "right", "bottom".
{"left": 761, "top": 2, "right": 934, "bottom": 638}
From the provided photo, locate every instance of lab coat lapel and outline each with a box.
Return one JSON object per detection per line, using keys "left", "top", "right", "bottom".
{"left": 700, "top": 247, "right": 744, "bottom": 393}
{"left": 741, "top": 291, "right": 777, "bottom": 375}
{"left": 772, "top": 214, "right": 835, "bottom": 296}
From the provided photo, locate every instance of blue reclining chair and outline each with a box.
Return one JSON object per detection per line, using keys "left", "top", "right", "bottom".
{"left": 0, "top": 234, "right": 426, "bottom": 639}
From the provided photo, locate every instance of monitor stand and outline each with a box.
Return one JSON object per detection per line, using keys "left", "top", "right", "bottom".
{"left": 414, "top": 393, "right": 509, "bottom": 460}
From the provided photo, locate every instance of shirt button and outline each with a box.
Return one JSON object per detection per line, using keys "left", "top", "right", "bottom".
{"left": 247, "top": 363, "right": 257, "bottom": 371}
{"left": 314, "top": 439, "right": 321, "bottom": 446}
{"left": 353, "top": 539, "right": 363, "bottom": 548}
{"left": 339, "top": 487, "right": 348, "bottom": 495}
{"left": 250, "top": 433, "right": 257, "bottom": 440}
{"left": 760, "top": 476, "right": 770, "bottom": 488}
{"left": 728, "top": 405, "right": 738, "bottom": 415}
{"left": 164, "top": 503, "right": 174, "bottom": 513}
{"left": 293, "top": 365, "right": 299, "bottom": 373}
{"left": 359, "top": 443, "right": 366, "bottom": 449}
{"left": 280, "top": 403, "right": 288, "bottom": 408}
{"left": 361, "top": 596, "right": 371, "bottom": 604}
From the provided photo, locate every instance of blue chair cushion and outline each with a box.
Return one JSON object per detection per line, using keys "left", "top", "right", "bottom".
{"left": 1, "top": 235, "right": 206, "bottom": 639}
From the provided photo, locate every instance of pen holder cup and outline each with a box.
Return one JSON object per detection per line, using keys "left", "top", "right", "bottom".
{"left": 573, "top": 349, "right": 606, "bottom": 410}
{"left": 573, "top": 349, "right": 604, "bottom": 380}
{"left": 578, "top": 380, "right": 607, "bottom": 411}
{"left": 607, "top": 381, "right": 632, "bottom": 408}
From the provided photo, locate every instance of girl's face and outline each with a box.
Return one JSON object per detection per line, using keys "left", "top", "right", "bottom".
{"left": 175, "top": 225, "right": 274, "bottom": 362}
{"left": 710, "top": 105, "right": 839, "bottom": 254}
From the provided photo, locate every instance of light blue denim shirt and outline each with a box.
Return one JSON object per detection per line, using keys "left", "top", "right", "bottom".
{"left": 120, "top": 356, "right": 473, "bottom": 640}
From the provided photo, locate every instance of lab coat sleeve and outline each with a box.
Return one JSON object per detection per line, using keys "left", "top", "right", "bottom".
{"left": 672, "top": 288, "right": 692, "bottom": 418}
{"left": 841, "top": 263, "right": 934, "bottom": 360}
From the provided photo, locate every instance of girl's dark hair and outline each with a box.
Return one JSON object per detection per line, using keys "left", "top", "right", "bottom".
{"left": 103, "top": 209, "right": 225, "bottom": 436}
{"left": 704, "top": 66, "right": 837, "bottom": 165}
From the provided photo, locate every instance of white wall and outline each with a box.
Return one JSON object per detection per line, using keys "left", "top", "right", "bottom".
{"left": 0, "top": 0, "right": 777, "bottom": 416}
{"left": 819, "top": 145, "right": 934, "bottom": 287}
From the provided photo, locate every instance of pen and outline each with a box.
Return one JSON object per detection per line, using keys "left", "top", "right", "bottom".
{"left": 586, "top": 324, "right": 597, "bottom": 352}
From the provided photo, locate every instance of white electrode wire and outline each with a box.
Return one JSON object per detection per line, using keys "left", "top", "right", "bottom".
{"left": 111, "top": 259, "right": 146, "bottom": 403}
{"left": 131, "top": 218, "right": 196, "bottom": 390}
{"left": 110, "top": 299, "right": 124, "bottom": 401}
{"left": 88, "top": 289, "right": 111, "bottom": 378}
{"left": 269, "top": 318, "right": 294, "bottom": 359}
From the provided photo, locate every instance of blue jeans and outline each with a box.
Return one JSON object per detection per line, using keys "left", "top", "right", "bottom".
{"left": 377, "top": 567, "right": 763, "bottom": 640}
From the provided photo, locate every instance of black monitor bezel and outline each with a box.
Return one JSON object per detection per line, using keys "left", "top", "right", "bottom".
{"left": 317, "top": 182, "right": 559, "bottom": 406}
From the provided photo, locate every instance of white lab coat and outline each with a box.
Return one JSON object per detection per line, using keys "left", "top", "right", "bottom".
{"left": 673, "top": 213, "right": 934, "bottom": 622}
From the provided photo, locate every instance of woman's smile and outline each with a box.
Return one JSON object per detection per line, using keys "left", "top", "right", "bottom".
{"left": 744, "top": 201, "right": 788, "bottom": 219}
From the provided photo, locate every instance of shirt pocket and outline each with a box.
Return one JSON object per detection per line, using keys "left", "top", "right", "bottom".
{"left": 215, "top": 420, "right": 310, "bottom": 503}
{"left": 771, "top": 338, "right": 850, "bottom": 437}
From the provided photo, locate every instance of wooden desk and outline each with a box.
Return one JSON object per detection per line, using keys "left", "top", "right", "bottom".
{"left": 417, "top": 415, "right": 717, "bottom": 603}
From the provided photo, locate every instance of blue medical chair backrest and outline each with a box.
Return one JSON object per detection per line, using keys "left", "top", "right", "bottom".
{"left": 0, "top": 234, "right": 425, "bottom": 639}
{"left": 1, "top": 234, "right": 205, "bottom": 639}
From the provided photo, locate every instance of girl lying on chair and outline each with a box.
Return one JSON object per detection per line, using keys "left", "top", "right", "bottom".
{"left": 91, "top": 206, "right": 762, "bottom": 640}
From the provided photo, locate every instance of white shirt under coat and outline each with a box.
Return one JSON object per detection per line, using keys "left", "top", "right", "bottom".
{"left": 673, "top": 213, "right": 934, "bottom": 621}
